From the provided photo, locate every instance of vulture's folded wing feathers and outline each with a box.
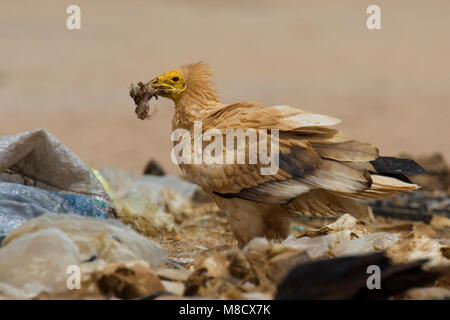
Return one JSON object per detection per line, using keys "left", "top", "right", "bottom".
{"left": 200, "top": 101, "right": 341, "bottom": 131}
{"left": 180, "top": 101, "right": 418, "bottom": 210}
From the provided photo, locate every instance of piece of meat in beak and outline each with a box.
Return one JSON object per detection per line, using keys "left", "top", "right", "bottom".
{"left": 129, "top": 81, "right": 158, "bottom": 120}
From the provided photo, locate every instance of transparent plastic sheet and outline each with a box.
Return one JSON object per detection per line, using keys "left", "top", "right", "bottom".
{"left": 0, "top": 213, "right": 167, "bottom": 298}
{"left": 100, "top": 167, "right": 199, "bottom": 201}
{"left": 98, "top": 167, "right": 201, "bottom": 236}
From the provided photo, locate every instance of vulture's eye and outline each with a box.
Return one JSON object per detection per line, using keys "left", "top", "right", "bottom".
{"left": 172, "top": 76, "right": 179, "bottom": 82}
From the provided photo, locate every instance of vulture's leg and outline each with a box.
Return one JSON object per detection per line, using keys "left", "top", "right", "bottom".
{"left": 213, "top": 196, "right": 291, "bottom": 248}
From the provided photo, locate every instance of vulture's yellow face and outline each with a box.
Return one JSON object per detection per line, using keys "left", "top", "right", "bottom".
{"left": 147, "top": 70, "right": 186, "bottom": 103}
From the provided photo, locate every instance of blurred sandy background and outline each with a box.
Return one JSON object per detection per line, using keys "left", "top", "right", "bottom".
{"left": 1, "top": 0, "right": 449, "bottom": 174}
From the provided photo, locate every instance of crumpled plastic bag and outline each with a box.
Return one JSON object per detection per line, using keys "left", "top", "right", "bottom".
{"left": 0, "top": 129, "right": 107, "bottom": 196}
{"left": 100, "top": 167, "right": 199, "bottom": 202}
{"left": 0, "top": 228, "right": 80, "bottom": 298}
{"left": 0, "top": 129, "right": 114, "bottom": 238}
{"left": 98, "top": 167, "right": 203, "bottom": 236}
{"left": 0, "top": 213, "right": 167, "bottom": 299}
{"left": 0, "top": 182, "right": 110, "bottom": 239}
{"left": 3, "top": 213, "right": 167, "bottom": 267}
{"left": 283, "top": 214, "right": 399, "bottom": 259}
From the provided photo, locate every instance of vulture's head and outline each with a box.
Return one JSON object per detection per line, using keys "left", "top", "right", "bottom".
{"left": 146, "top": 69, "right": 186, "bottom": 102}
{"left": 145, "top": 62, "right": 219, "bottom": 104}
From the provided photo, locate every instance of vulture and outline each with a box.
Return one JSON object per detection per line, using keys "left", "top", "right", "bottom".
{"left": 140, "top": 62, "right": 424, "bottom": 247}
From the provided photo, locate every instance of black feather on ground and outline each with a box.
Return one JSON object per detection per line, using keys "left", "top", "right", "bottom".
{"left": 275, "top": 252, "right": 445, "bottom": 300}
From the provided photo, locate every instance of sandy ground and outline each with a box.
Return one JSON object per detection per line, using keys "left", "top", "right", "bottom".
{"left": 1, "top": 0, "right": 449, "bottom": 174}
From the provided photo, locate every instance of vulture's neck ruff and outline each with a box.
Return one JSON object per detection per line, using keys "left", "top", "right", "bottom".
{"left": 174, "top": 62, "right": 223, "bottom": 129}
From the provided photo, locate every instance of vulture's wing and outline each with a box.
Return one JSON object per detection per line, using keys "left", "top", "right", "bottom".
{"left": 180, "top": 101, "right": 418, "bottom": 208}
{"left": 200, "top": 101, "right": 342, "bottom": 131}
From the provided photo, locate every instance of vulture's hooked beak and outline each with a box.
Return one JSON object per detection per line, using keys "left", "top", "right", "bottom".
{"left": 146, "top": 76, "right": 178, "bottom": 100}
{"left": 145, "top": 79, "right": 159, "bottom": 101}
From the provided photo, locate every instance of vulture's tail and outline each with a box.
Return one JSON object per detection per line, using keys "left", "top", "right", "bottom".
{"left": 284, "top": 156, "right": 426, "bottom": 217}
{"left": 351, "top": 156, "right": 425, "bottom": 199}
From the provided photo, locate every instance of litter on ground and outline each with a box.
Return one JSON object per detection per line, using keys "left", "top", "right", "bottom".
{"left": 0, "top": 130, "right": 449, "bottom": 299}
